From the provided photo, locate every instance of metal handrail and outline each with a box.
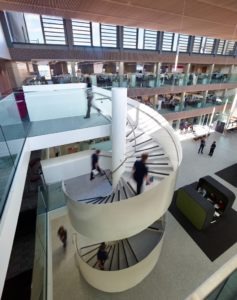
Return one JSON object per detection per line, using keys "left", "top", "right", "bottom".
{"left": 127, "top": 102, "right": 182, "bottom": 164}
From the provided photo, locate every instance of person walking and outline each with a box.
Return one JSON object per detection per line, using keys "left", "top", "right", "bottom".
{"left": 84, "top": 77, "right": 101, "bottom": 119}
{"left": 198, "top": 138, "right": 206, "bottom": 154}
{"left": 132, "top": 153, "right": 149, "bottom": 195}
{"left": 90, "top": 149, "right": 103, "bottom": 180}
{"left": 57, "top": 226, "right": 67, "bottom": 248}
{"left": 209, "top": 141, "right": 216, "bottom": 157}
{"left": 97, "top": 242, "right": 108, "bottom": 270}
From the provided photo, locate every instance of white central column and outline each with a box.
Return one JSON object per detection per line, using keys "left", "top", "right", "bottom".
{"left": 112, "top": 88, "right": 127, "bottom": 188}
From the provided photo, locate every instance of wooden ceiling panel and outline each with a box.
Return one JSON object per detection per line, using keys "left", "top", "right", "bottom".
{"left": 1, "top": 0, "right": 237, "bottom": 40}
{"left": 185, "top": 0, "right": 237, "bottom": 25}
{"left": 198, "top": 0, "right": 237, "bottom": 12}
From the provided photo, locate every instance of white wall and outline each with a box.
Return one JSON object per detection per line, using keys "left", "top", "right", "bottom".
{"left": 23, "top": 83, "right": 88, "bottom": 121}
{"left": 0, "top": 22, "right": 10, "bottom": 60}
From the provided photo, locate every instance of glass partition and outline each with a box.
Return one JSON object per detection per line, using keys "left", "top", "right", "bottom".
{"left": 0, "top": 94, "right": 26, "bottom": 216}
{"left": 31, "top": 187, "right": 47, "bottom": 300}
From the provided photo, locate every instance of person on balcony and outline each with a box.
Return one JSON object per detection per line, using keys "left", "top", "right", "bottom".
{"left": 132, "top": 153, "right": 150, "bottom": 195}
{"left": 84, "top": 77, "right": 101, "bottom": 119}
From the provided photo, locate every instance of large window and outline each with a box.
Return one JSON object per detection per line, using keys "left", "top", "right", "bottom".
{"left": 100, "top": 24, "right": 117, "bottom": 47}
{"left": 123, "top": 26, "right": 137, "bottom": 49}
{"left": 162, "top": 32, "right": 173, "bottom": 51}
{"left": 178, "top": 34, "right": 189, "bottom": 52}
{"left": 144, "top": 30, "right": 157, "bottom": 50}
{"left": 217, "top": 40, "right": 225, "bottom": 55}
{"left": 203, "top": 38, "right": 214, "bottom": 54}
{"left": 225, "top": 41, "right": 236, "bottom": 55}
{"left": 193, "top": 36, "right": 202, "bottom": 53}
{"left": 24, "top": 13, "right": 44, "bottom": 43}
{"left": 41, "top": 15, "right": 66, "bottom": 45}
{"left": 72, "top": 20, "right": 91, "bottom": 46}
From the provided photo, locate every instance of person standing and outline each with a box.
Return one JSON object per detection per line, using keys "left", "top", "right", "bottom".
{"left": 198, "top": 138, "right": 206, "bottom": 154}
{"left": 90, "top": 149, "right": 103, "bottom": 180}
{"left": 132, "top": 153, "right": 149, "bottom": 195}
{"left": 209, "top": 141, "right": 217, "bottom": 157}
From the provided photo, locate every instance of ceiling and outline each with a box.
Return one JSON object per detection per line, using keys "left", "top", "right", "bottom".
{"left": 1, "top": 0, "right": 237, "bottom": 40}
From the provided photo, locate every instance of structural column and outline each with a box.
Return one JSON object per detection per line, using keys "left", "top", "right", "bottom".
{"left": 112, "top": 88, "right": 127, "bottom": 188}
{"left": 155, "top": 62, "right": 161, "bottom": 87}
{"left": 118, "top": 62, "right": 124, "bottom": 87}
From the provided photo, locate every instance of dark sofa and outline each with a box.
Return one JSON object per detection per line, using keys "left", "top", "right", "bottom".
{"left": 176, "top": 176, "right": 235, "bottom": 230}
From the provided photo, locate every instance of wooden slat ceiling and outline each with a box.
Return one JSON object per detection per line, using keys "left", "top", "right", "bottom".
{"left": 1, "top": 0, "right": 237, "bottom": 40}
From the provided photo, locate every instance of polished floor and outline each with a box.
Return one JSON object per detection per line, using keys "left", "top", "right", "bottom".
{"left": 51, "top": 130, "right": 237, "bottom": 300}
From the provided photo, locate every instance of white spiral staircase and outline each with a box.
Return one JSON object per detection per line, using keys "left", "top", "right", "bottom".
{"left": 63, "top": 88, "right": 182, "bottom": 292}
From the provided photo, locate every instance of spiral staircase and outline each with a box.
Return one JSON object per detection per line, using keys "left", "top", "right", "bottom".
{"left": 63, "top": 88, "right": 182, "bottom": 292}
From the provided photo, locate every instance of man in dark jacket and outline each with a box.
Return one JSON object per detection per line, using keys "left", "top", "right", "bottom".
{"left": 133, "top": 153, "right": 149, "bottom": 195}
{"left": 209, "top": 141, "right": 216, "bottom": 157}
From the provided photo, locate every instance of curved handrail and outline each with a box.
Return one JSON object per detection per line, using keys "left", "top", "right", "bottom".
{"left": 127, "top": 101, "right": 182, "bottom": 165}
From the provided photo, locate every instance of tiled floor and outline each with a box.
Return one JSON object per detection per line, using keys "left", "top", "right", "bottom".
{"left": 51, "top": 130, "right": 237, "bottom": 300}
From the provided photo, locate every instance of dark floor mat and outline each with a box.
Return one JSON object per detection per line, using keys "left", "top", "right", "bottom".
{"left": 169, "top": 194, "right": 237, "bottom": 261}
{"left": 215, "top": 163, "right": 237, "bottom": 187}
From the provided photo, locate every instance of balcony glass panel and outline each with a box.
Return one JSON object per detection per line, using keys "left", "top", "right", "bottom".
{"left": 0, "top": 94, "right": 26, "bottom": 217}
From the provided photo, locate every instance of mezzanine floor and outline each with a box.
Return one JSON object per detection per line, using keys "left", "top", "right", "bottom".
{"left": 51, "top": 130, "right": 237, "bottom": 300}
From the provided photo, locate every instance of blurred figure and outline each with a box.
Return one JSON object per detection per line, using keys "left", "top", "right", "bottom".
{"left": 57, "top": 226, "right": 67, "bottom": 248}
{"left": 208, "top": 141, "right": 217, "bottom": 157}
{"left": 97, "top": 242, "right": 108, "bottom": 270}
{"left": 84, "top": 77, "right": 101, "bottom": 119}
{"left": 198, "top": 138, "right": 206, "bottom": 154}
{"left": 132, "top": 153, "right": 150, "bottom": 195}
{"left": 90, "top": 149, "right": 103, "bottom": 180}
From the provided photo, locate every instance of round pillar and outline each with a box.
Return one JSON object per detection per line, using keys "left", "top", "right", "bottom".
{"left": 112, "top": 88, "right": 127, "bottom": 188}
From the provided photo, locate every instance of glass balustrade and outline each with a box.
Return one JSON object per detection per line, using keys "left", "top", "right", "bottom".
{"left": 0, "top": 94, "right": 26, "bottom": 217}
{"left": 23, "top": 72, "right": 237, "bottom": 89}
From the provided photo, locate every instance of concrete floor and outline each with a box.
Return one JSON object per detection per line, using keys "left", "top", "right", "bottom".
{"left": 51, "top": 130, "right": 237, "bottom": 300}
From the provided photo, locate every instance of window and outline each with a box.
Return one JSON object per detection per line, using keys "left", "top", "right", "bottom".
{"left": 24, "top": 13, "right": 44, "bottom": 43}
{"left": 72, "top": 19, "right": 91, "bottom": 46}
{"left": 178, "top": 34, "right": 189, "bottom": 52}
{"left": 204, "top": 38, "right": 214, "bottom": 54}
{"left": 193, "top": 36, "right": 202, "bottom": 53}
{"left": 144, "top": 30, "right": 157, "bottom": 50}
{"left": 41, "top": 15, "right": 66, "bottom": 44}
{"left": 100, "top": 24, "right": 117, "bottom": 47}
{"left": 123, "top": 26, "right": 137, "bottom": 49}
{"left": 217, "top": 40, "right": 225, "bottom": 55}
{"left": 225, "top": 41, "right": 236, "bottom": 55}
{"left": 162, "top": 32, "right": 173, "bottom": 51}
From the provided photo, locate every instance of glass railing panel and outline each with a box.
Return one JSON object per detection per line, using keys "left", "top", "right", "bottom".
{"left": 21, "top": 72, "right": 237, "bottom": 88}
{"left": 0, "top": 94, "right": 26, "bottom": 216}
{"left": 47, "top": 181, "right": 66, "bottom": 211}
{"left": 205, "top": 269, "right": 237, "bottom": 300}
{"left": 31, "top": 188, "right": 47, "bottom": 300}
